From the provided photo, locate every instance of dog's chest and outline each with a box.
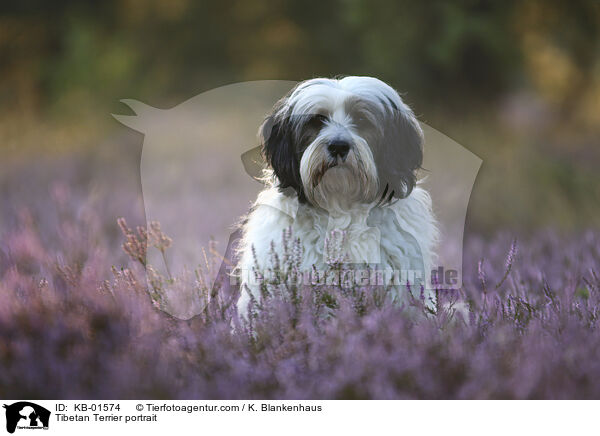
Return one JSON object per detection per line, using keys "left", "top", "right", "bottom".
{"left": 290, "top": 203, "right": 422, "bottom": 271}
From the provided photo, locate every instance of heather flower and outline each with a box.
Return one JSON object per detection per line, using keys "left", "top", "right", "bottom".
{"left": 324, "top": 229, "right": 348, "bottom": 266}
{"left": 148, "top": 221, "right": 172, "bottom": 252}
{"left": 478, "top": 259, "right": 487, "bottom": 292}
{"left": 496, "top": 238, "right": 518, "bottom": 289}
{"left": 117, "top": 217, "right": 147, "bottom": 266}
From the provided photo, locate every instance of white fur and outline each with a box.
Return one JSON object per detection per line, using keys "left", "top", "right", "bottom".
{"left": 236, "top": 185, "right": 438, "bottom": 313}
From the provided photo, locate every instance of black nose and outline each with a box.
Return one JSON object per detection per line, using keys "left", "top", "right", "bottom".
{"left": 328, "top": 140, "right": 350, "bottom": 160}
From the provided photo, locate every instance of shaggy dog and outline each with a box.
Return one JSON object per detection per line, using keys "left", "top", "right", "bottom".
{"left": 235, "top": 76, "right": 437, "bottom": 315}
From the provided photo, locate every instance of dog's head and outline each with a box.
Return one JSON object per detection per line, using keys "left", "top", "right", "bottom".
{"left": 260, "top": 76, "right": 423, "bottom": 210}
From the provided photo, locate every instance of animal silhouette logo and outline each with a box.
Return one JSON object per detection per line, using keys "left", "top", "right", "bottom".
{"left": 3, "top": 402, "right": 50, "bottom": 434}
{"left": 113, "top": 80, "right": 481, "bottom": 318}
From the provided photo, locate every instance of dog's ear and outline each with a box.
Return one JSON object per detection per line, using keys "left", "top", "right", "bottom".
{"left": 260, "top": 112, "right": 305, "bottom": 201}
{"left": 377, "top": 105, "right": 424, "bottom": 200}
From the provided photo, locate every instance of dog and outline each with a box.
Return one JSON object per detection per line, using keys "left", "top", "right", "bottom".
{"left": 235, "top": 76, "right": 438, "bottom": 316}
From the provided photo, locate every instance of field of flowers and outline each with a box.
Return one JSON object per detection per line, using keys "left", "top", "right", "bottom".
{"left": 1, "top": 152, "right": 599, "bottom": 400}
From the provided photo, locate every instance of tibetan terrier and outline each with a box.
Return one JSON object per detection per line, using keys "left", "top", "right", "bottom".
{"left": 236, "top": 76, "right": 438, "bottom": 315}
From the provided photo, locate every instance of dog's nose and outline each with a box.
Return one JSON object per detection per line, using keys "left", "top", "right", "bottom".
{"left": 328, "top": 140, "right": 350, "bottom": 160}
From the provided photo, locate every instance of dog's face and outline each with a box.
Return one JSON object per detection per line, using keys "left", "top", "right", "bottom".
{"left": 261, "top": 76, "right": 423, "bottom": 210}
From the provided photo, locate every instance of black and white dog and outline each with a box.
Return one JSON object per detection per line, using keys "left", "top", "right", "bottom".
{"left": 236, "top": 76, "right": 437, "bottom": 314}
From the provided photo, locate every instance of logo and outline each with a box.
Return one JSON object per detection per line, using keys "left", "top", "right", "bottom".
{"left": 3, "top": 402, "right": 50, "bottom": 434}
{"left": 113, "top": 81, "right": 481, "bottom": 318}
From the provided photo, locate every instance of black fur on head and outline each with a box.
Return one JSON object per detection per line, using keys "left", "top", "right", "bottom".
{"left": 259, "top": 95, "right": 307, "bottom": 202}
{"left": 374, "top": 104, "right": 424, "bottom": 201}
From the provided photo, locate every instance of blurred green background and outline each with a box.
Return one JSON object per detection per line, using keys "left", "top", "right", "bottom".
{"left": 1, "top": 0, "right": 599, "bottom": 233}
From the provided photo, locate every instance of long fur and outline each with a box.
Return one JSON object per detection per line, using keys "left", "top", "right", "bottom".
{"left": 235, "top": 76, "right": 438, "bottom": 315}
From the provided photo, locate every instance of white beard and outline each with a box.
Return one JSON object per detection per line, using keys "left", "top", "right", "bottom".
{"left": 300, "top": 136, "right": 379, "bottom": 213}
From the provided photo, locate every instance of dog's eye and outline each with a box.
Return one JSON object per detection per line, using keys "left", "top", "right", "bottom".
{"left": 354, "top": 114, "right": 369, "bottom": 126}
{"left": 307, "top": 114, "right": 327, "bottom": 129}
